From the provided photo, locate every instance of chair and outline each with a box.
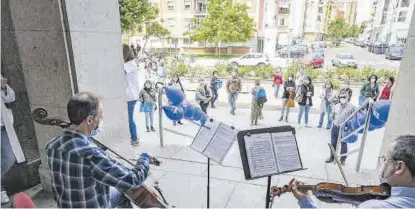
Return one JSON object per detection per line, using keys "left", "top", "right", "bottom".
{"left": 11, "top": 192, "right": 36, "bottom": 208}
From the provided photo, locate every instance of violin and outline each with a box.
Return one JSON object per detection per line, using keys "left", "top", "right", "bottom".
{"left": 271, "top": 182, "right": 391, "bottom": 205}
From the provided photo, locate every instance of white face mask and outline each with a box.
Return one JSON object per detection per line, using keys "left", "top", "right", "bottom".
{"left": 232, "top": 72, "right": 237, "bottom": 77}
{"left": 340, "top": 98, "right": 348, "bottom": 104}
{"left": 305, "top": 80, "right": 310, "bottom": 84}
{"left": 90, "top": 119, "right": 103, "bottom": 137}
{"left": 145, "top": 84, "right": 151, "bottom": 88}
{"left": 288, "top": 77, "right": 293, "bottom": 81}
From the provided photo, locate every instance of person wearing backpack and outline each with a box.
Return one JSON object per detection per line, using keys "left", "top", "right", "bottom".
{"left": 251, "top": 80, "right": 266, "bottom": 126}
{"left": 297, "top": 76, "right": 314, "bottom": 127}
{"left": 139, "top": 80, "right": 157, "bottom": 132}
{"left": 195, "top": 79, "right": 211, "bottom": 114}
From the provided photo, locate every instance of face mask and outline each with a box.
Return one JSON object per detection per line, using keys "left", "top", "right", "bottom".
{"left": 340, "top": 98, "right": 348, "bottom": 104}
{"left": 145, "top": 84, "right": 151, "bottom": 88}
{"left": 288, "top": 77, "right": 293, "bottom": 81}
{"left": 213, "top": 74, "right": 217, "bottom": 77}
{"left": 232, "top": 72, "right": 236, "bottom": 77}
{"left": 305, "top": 80, "right": 310, "bottom": 84}
{"left": 326, "top": 84, "right": 331, "bottom": 88}
{"left": 371, "top": 78, "right": 376, "bottom": 83}
{"left": 90, "top": 119, "right": 103, "bottom": 137}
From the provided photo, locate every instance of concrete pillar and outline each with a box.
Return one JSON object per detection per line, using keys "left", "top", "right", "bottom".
{"left": 380, "top": 8, "right": 415, "bottom": 156}
{"left": 1, "top": 0, "right": 128, "bottom": 192}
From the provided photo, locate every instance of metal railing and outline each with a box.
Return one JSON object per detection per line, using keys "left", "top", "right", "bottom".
{"left": 332, "top": 100, "right": 373, "bottom": 174}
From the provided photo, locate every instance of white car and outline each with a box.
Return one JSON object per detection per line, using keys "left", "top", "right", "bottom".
{"left": 229, "top": 53, "right": 270, "bottom": 68}
{"left": 332, "top": 53, "right": 358, "bottom": 68}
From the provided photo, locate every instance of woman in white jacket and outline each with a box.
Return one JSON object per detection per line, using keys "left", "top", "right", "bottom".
{"left": 123, "top": 44, "right": 140, "bottom": 146}
{"left": 1, "top": 76, "right": 25, "bottom": 203}
{"left": 318, "top": 81, "right": 335, "bottom": 129}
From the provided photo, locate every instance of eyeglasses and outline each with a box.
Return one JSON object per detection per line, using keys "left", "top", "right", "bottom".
{"left": 378, "top": 155, "right": 398, "bottom": 166}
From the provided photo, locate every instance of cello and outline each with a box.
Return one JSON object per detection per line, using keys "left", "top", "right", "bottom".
{"left": 270, "top": 182, "right": 391, "bottom": 205}
{"left": 31, "top": 107, "right": 170, "bottom": 208}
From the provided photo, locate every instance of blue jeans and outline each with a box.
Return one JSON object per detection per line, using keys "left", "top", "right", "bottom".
{"left": 211, "top": 87, "right": 218, "bottom": 106}
{"left": 318, "top": 101, "right": 333, "bottom": 128}
{"left": 145, "top": 110, "right": 154, "bottom": 127}
{"left": 1, "top": 128, "right": 16, "bottom": 178}
{"left": 228, "top": 93, "right": 238, "bottom": 111}
{"left": 274, "top": 85, "right": 281, "bottom": 98}
{"left": 127, "top": 100, "right": 138, "bottom": 141}
{"left": 330, "top": 125, "right": 348, "bottom": 161}
{"left": 298, "top": 104, "right": 311, "bottom": 125}
{"left": 109, "top": 187, "right": 132, "bottom": 208}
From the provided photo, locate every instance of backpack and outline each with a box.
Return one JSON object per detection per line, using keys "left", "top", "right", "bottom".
{"left": 255, "top": 88, "right": 268, "bottom": 107}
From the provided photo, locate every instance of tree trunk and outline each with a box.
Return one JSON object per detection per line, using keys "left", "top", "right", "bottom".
{"left": 143, "top": 36, "right": 149, "bottom": 52}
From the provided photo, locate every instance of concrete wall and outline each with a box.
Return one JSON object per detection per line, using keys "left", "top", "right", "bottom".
{"left": 380, "top": 8, "right": 415, "bottom": 155}
{"left": 1, "top": 0, "right": 128, "bottom": 193}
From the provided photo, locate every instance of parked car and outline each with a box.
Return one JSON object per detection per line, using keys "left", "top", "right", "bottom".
{"left": 332, "top": 53, "right": 358, "bottom": 68}
{"left": 229, "top": 53, "right": 270, "bottom": 68}
{"left": 312, "top": 47, "right": 325, "bottom": 57}
{"left": 305, "top": 54, "right": 324, "bottom": 68}
{"left": 385, "top": 45, "right": 404, "bottom": 60}
{"left": 278, "top": 46, "right": 307, "bottom": 58}
{"left": 371, "top": 43, "right": 388, "bottom": 54}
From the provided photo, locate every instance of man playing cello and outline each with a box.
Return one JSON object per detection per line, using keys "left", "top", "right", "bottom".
{"left": 289, "top": 135, "right": 415, "bottom": 208}
{"left": 45, "top": 92, "right": 152, "bottom": 208}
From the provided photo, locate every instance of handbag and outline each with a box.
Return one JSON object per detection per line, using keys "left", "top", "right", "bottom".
{"left": 140, "top": 102, "right": 152, "bottom": 113}
{"left": 286, "top": 98, "right": 295, "bottom": 108}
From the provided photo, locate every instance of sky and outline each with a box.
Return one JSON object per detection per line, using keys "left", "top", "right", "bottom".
{"left": 356, "top": 0, "right": 374, "bottom": 24}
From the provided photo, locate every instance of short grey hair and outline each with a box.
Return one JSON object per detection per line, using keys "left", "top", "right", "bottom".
{"left": 392, "top": 135, "right": 415, "bottom": 178}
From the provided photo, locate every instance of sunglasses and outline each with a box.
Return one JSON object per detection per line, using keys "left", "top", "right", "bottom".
{"left": 339, "top": 96, "right": 347, "bottom": 99}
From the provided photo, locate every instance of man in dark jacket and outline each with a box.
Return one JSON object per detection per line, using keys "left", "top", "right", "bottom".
{"left": 297, "top": 76, "right": 314, "bottom": 127}
{"left": 279, "top": 74, "right": 296, "bottom": 122}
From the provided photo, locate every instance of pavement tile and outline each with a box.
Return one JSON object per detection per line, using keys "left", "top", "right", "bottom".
{"left": 153, "top": 158, "right": 207, "bottom": 177}
{"left": 157, "top": 172, "right": 236, "bottom": 208}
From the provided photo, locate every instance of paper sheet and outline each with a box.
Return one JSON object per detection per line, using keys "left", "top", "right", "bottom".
{"left": 244, "top": 133, "right": 279, "bottom": 178}
{"left": 203, "top": 123, "right": 238, "bottom": 163}
{"left": 190, "top": 120, "right": 220, "bottom": 153}
{"left": 271, "top": 132, "right": 302, "bottom": 172}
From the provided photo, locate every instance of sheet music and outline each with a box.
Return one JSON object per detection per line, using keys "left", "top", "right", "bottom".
{"left": 203, "top": 123, "right": 238, "bottom": 163}
{"left": 190, "top": 120, "right": 220, "bottom": 153}
{"left": 244, "top": 133, "right": 278, "bottom": 178}
{"left": 271, "top": 132, "right": 302, "bottom": 172}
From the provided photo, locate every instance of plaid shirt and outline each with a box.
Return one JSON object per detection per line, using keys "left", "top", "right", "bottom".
{"left": 45, "top": 130, "right": 150, "bottom": 208}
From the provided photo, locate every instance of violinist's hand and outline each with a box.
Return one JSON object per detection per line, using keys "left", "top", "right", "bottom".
{"left": 288, "top": 178, "right": 309, "bottom": 200}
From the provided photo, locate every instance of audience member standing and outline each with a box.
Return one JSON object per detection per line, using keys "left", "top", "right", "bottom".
{"left": 226, "top": 69, "right": 242, "bottom": 115}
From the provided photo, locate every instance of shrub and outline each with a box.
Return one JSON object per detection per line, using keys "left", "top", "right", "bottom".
{"left": 306, "top": 67, "right": 321, "bottom": 80}
{"left": 332, "top": 78, "right": 341, "bottom": 90}
{"left": 215, "top": 63, "right": 231, "bottom": 77}
{"left": 238, "top": 66, "right": 255, "bottom": 77}
{"left": 167, "top": 61, "right": 189, "bottom": 77}
{"left": 256, "top": 65, "right": 275, "bottom": 79}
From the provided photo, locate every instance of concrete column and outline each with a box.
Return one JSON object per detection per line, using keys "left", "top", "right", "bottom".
{"left": 380, "top": 8, "right": 415, "bottom": 156}
{"left": 2, "top": 0, "right": 128, "bottom": 192}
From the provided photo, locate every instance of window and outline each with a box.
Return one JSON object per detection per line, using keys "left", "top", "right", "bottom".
{"left": 397, "top": 11, "right": 407, "bottom": 22}
{"left": 318, "top": 7, "right": 323, "bottom": 13}
{"left": 167, "top": 18, "right": 175, "bottom": 27}
{"left": 279, "top": 18, "right": 285, "bottom": 26}
{"left": 183, "top": 38, "right": 193, "bottom": 45}
{"left": 167, "top": 0, "right": 174, "bottom": 10}
{"left": 184, "top": 0, "right": 191, "bottom": 9}
{"left": 401, "top": 0, "right": 409, "bottom": 7}
{"left": 317, "top": 15, "right": 322, "bottom": 22}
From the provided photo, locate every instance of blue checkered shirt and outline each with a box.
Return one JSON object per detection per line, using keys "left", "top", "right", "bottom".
{"left": 45, "top": 130, "right": 150, "bottom": 208}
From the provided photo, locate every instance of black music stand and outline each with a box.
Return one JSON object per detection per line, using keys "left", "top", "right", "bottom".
{"left": 190, "top": 119, "right": 238, "bottom": 209}
{"left": 237, "top": 126, "right": 305, "bottom": 208}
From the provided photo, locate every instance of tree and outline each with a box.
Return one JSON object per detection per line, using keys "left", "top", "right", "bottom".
{"left": 327, "top": 17, "right": 348, "bottom": 41}
{"left": 119, "top": 0, "right": 154, "bottom": 33}
{"left": 142, "top": 18, "right": 170, "bottom": 49}
{"left": 189, "top": 0, "right": 255, "bottom": 54}
{"left": 347, "top": 24, "right": 363, "bottom": 38}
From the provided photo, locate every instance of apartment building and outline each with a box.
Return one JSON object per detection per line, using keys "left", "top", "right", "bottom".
{"left": 303, "top": 0, "right": 327, "bottom": 41}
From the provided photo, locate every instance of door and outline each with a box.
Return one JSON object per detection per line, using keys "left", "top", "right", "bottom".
{"left": 239, "top": 54, "right": 253, "bottom": 66}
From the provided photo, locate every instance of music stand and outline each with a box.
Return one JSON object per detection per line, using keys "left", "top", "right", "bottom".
{"left": 237, "top": 126, "right": 305, "bottom": 208}
{"left": 190, "top": 119, "right": 238, "bottom": 208}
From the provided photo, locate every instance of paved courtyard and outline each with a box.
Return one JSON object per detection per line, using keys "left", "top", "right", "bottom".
{"left": 25, "top": 105, "right": 386, "bottom": 208}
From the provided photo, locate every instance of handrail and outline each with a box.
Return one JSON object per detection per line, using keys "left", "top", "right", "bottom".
{"left": 334, "top": 100, "right": 373, "bottom": 172}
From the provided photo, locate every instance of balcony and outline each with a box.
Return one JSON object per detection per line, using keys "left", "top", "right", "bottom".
{"left": 194, "top": 3, "right": 207, "bottom": 15}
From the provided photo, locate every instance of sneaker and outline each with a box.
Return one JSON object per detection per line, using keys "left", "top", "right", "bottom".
{"left": 151, "top": 126, "right": 156, "bottom": 132}
{"left": 284, "top": 117, "right": 288, "bottom": 123}
{"left": 173, "top": 121, "right": 177, "bottom": 126}
{"left": 340, "top": 160, "right": 346, "bottom": 166}
{"left": 326, "top": 127, "right": 331, "bottom": 130}
{"left": 317, "top": 125, "right": 322, "bottom": 128}
{"left": 230, "top": 110, "right": 235, "bottom": 115}
{"left": 325, "top": 157, "right": 334, "bottom": 163}
{"left": 177, "top": 121, "right": 183, "bottom": 125}
{"left": 146, "top": 127, "right": 150, "bottom": 132}
{"left": 305, "top": 124, "right": 311, "bottom": 128}
{"left": 211, "top": 104, "right": 216, "bottom": 108}
{"left": 130, "top": 140, "right": 139, "bottom": 147}
{"left": 278, "top": 117, "right": 283, "bottom": 122}
{"left": 1, "top": 191, "right": 9, "bottom": 204}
